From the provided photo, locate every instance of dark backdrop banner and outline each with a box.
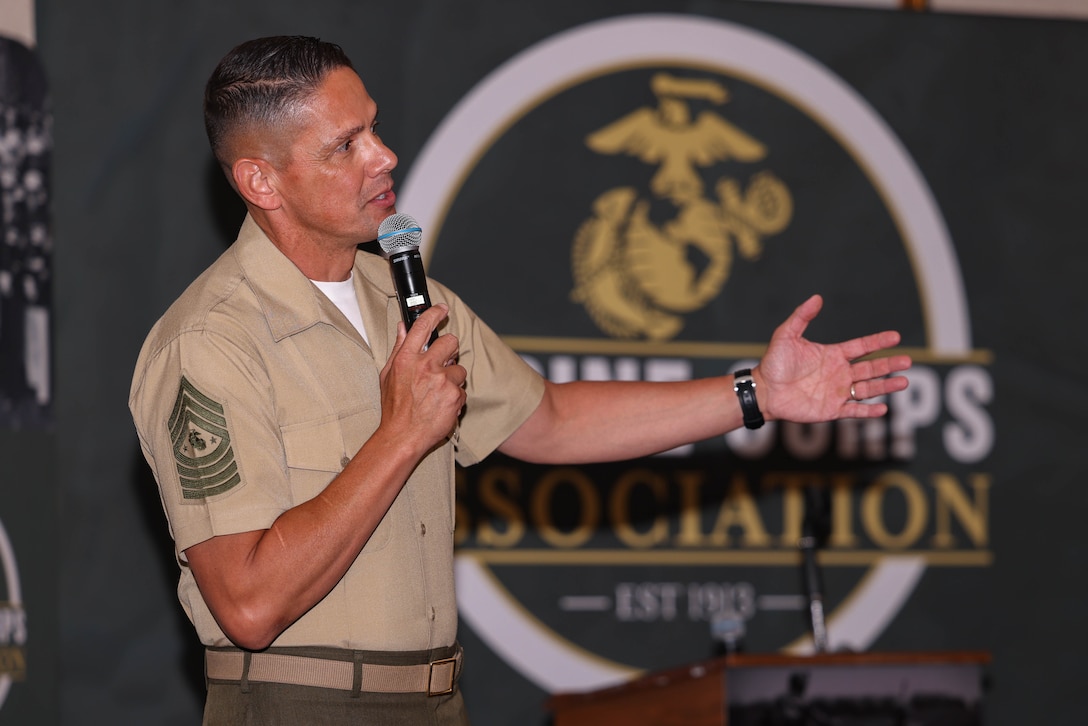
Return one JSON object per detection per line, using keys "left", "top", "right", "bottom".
{"left": 0, "top": 30, "right": 58, "bottom": 724}
{"left": 4, "top": 1, "right": 1082, "bottom": 724}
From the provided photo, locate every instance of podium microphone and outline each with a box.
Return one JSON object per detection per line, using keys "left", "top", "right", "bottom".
{"left": 377, "top": 213, "right": 438, "bottom": 347}
{"left": 799, "top": 531, "right": 829, "bottom": 653}
{"left": 799, "top": 487, "right": 830, "bottom": 653}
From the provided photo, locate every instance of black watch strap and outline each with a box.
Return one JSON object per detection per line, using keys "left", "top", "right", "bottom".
{"left": 733, "top": 368, "right": 765, "bottom": 430}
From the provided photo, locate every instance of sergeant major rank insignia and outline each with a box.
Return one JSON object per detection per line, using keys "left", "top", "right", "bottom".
{"left": 169, "top": 376, "right": 241, "bottom": 500}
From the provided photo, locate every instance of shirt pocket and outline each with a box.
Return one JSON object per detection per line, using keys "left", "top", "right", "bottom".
{"left": 281, "top": 410, "right": 392, "bottom": 552}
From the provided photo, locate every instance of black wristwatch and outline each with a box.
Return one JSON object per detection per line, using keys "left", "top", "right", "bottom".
{"left": 733, "top": 368, "right": 765, "bottom": 430}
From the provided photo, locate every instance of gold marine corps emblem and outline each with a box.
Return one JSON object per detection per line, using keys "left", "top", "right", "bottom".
{"left": 572, "top": 73, "right": 793, "bottom": 340}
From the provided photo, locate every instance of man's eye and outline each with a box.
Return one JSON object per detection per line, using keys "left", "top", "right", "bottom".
{"left": 338, "top": 139, "right": 353, "bottom": 152}
{"left": 371, "top": 121, "right": 381, "bottom": 135}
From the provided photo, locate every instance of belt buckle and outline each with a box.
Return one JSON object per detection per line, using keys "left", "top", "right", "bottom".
{"left": 427, "top": 656, "right": 457, "bottom": 696}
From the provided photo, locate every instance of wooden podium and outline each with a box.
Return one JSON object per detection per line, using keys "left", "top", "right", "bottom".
{"left": 546, "top": 651, "right": 991, "bottom": 726}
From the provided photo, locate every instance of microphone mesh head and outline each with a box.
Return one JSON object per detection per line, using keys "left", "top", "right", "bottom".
{"left": 377, "top": 213, "right": 423, "bottom": 255}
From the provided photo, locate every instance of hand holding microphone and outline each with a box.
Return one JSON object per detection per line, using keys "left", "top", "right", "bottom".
{"left": 376, "top": 213, "right": 464, "bottom": 448}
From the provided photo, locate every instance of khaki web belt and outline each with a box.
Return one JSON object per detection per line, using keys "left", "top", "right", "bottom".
{"left": 205, "top": 644, "right": 462, "bottom": 697}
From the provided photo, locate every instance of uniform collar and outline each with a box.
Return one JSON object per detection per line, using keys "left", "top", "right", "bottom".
{"left": 231, "top": 214, "right": 397, "bottom": 346}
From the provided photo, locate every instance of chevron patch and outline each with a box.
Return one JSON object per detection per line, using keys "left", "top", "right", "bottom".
{"left": 168, "top": 377, "right": 241, "bottom": 500}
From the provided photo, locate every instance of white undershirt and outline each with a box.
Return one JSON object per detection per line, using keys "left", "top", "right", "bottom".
{"left": 311, "top": 272, "right": 369, "bottom": 344}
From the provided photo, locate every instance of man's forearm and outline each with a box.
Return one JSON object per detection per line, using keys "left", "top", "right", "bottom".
{"left": 498, "top": 376, "right": 746, "bottom": 464}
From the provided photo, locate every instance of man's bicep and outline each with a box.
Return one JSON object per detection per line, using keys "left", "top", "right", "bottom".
{"left": 495, "top": 380, "right": 559, "bottom": 462}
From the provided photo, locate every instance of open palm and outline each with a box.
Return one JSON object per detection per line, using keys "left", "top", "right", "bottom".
{"left": 758, "top": 294, "right": 912, "bottom": 423}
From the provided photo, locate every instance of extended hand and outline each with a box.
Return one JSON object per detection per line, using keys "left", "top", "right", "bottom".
{"left": 757, "top": 294, "right": 911, "bottom": 422}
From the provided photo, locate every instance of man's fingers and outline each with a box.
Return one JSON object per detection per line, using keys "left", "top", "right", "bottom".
{"left": 851, "top": 352, "right": 911, "bottom": 380}
{"left": 850, "top": 373, "right": 910, "bottom": 402}
{"left": 834, "top": 329, "right": 903, "bottom": 365}
{"left": 427, "top": 331, "right": 461, "bottom": 368}
{"left": 403, "top": 304, "right": 449, "bottom": 351}
{"left": 779, "top": 294, "right": 823, "bottom": 338}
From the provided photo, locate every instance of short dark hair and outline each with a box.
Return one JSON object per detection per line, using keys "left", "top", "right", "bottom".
{"left": 203, "top": 36, "right": 354, "bottom": 166}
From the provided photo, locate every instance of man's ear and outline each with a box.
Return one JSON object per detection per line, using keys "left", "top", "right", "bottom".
{"left": 232, "top": 158, "right": 281, "bottom": 210}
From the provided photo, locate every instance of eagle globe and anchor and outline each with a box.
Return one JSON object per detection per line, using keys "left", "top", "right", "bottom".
{"left": 571, "top": 72, "right": 793, "bottom": 339}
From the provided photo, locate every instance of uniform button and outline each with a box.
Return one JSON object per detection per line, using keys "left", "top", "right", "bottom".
{"left": 340, "top": 456, "right": 351, "bottom": 469}
{"left": 420, "top": 522, "right": 427, "bottom": 536}
{"left": 431, "top": 607, "right": 436, "bottom": 621}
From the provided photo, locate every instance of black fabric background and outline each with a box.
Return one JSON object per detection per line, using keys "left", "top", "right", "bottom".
{"left": 0, "top": 1, "right": 1083, "bottom": 723}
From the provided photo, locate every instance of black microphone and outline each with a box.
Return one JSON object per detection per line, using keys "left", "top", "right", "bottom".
{"left": 799, "top": 487, "right": 830, "bottom": 653}
{"left": 377, "top": 213, "right": 438, "bottom": 346}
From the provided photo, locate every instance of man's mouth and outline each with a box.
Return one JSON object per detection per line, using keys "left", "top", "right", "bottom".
{"left": 371, "top": 189, "right": 396, "bottom": 207}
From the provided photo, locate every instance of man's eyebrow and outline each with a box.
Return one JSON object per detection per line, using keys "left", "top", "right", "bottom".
{"left": 323, "top": 123, "right": 367, "bottom": 154}
{"left": 337, "top": 124, "right": 369, "bottom": 142}
{"left": 330, "top": 109, "right": 379, "bottom": 147}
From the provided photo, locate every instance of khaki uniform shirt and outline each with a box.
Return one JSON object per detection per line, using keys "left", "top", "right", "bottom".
{"left": 129, "top": 215, "right": 545, "bottom": 651}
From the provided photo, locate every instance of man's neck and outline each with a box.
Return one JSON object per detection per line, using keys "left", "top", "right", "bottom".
{"left": 249, "top": 210, "right": 357, "bottom": 282}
